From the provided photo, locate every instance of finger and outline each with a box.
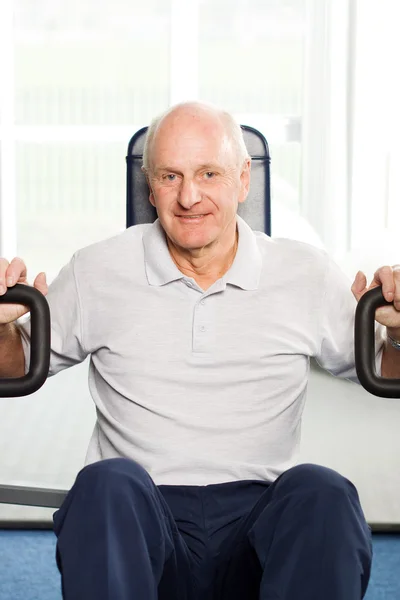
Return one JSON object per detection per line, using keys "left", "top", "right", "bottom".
{"left": 33, "top": 272, "right": 48, "bottom": 296}
{"left": 393, "top": 265, "right": 400, "bottom": 311}
{"left": 351, "top": 271, "right": 367, "bottom": 301}
{"left": 0, "top": 258, "right": 10, "bottom": 295}
{"left": 6, "top": 257, "right": 27, "bottom": 287}
{"left": 6, "top": 257, "right": 28, "bottom": 287}
{"left": 372, "top": 265, "right": 394, "bottom": 303}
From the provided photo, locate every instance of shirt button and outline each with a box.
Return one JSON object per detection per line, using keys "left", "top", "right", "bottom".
{"left": 200, "top": 326, "right": 206, "bottom": 332}
{"left": 200, "top": 300, "right": 205, "bottom": 306}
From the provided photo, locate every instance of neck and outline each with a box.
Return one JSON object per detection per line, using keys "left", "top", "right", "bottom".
{"left": 167, "top": 227, "right": 238, "bottom": 288}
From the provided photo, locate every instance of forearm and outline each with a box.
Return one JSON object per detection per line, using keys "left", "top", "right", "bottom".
{"left": 381, "top": 327, "right": 400, "bottom": 379}
{"left": 0, "top": 323, "right": 25, "bottom": 378}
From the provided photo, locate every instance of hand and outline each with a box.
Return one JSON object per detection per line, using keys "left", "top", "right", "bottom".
{"left": 351, "top": 265, "right": 400, "bottom": 331}
{"left": 0, "top": 257, "right": 48, "bottom": 325}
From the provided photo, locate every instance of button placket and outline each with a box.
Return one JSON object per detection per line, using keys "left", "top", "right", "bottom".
{"left": 192, "top": 295, "right": 214, "bottom": 353}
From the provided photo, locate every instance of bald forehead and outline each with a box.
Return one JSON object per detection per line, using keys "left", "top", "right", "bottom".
{"left": 155, "top": 105, "right": 226, "bottom": 140}
{"left": 149, "top": 106, "right": 236, "bottom": 170}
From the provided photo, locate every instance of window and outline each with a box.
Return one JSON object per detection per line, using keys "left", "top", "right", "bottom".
{"left": 0, "top": 0, "right": 309, "bottom": 281}
{"left": 1, "top": 0, "right": 171, "bottom": 278}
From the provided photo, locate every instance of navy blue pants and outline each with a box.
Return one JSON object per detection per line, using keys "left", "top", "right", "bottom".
{"left": 53, "top": 459, "right": 372, "bottom": 599}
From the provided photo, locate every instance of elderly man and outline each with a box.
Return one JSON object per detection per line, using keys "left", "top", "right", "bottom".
{"left": 0, "top": 102, "right": 400, "bottom": 600}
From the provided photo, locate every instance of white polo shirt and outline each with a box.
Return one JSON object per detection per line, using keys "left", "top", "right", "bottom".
{"left": 20, "top": 216, "right": 384, "bottom": 485}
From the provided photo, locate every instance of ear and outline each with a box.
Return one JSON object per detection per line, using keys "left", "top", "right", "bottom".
{"left": 142, "top": 166, "right": 156, "bottom": 207}
{"left": 238, "top": 158, "right": 251, "bottom": 204}
{"left": 148, "top": 187, "right": 156, "bottom": 207}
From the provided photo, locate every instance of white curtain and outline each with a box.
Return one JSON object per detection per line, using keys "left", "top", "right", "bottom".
{"left": 348, "top": 0, "right": 400, "bottom": 277}
{"left": 301, "top": 0, "right": 400, "bottom": 275}
{"left": 301, "top": 0, "right": 352, "bottom": 261}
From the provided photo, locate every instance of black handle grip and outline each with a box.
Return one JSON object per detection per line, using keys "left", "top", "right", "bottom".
{"left": 0, "top": 284, "right": 50, "bottom": 397}
{"left": 355, "top": 286, "right": 400, "bottom": 398}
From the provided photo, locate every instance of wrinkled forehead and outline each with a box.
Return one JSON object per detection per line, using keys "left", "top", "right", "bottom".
{"left": 151, "top": 112, "right": 236, "bottom": 169}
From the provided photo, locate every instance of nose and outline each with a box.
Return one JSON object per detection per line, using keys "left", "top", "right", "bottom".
{"left": 177, "top": 178, "right": 202, "bottom": 210}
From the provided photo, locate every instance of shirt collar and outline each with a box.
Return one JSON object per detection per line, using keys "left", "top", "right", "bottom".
{"left": 143, "top": 215, "right": 264, "bottom": 290}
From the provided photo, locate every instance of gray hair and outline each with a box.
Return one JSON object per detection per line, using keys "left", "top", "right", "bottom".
{"left": 142, "top": 101, "right": 250, "bottom": 173}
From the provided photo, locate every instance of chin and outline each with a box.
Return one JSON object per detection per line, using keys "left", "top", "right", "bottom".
{"left": 177, "top": 237, "right": 211, "bottom": 251}
{"left": 172, "top": 231, "right": 213, "bottom": 251}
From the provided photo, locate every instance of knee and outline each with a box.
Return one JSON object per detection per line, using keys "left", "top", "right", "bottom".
{"left": 75, "top": 458, "right": 154, "bottom": 496}
{"left": 275, "top": 463, "right": 357, "bottom": 498}
{"left": 54, "top": 459, "right": 156, "bottom": 537}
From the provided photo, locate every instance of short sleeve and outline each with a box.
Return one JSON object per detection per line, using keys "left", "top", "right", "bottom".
{"left": 18, "top": 253, "right": 88, "bottom": 377}
{"left": 315, "top": 256, "right": 385, "bottom": 383}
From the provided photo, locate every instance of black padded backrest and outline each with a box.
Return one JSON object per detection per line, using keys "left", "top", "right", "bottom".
{"left": 126, "top": 125, "right": 271, "bottom": 234}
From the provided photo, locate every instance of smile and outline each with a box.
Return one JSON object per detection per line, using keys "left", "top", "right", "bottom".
{"left": 177, "top": 215, "right": 207, "bottom": 220}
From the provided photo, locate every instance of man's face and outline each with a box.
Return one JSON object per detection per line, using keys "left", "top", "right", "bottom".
{"left": 146, "top": 111, "right": 250, "bottom": 253}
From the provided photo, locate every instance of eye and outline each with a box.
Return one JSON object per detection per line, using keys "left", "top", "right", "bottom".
{"left": 165, "top": 174, "right": 176, "bottom": 181}
{"left": 204, "top": 172, "right": 215, "bottom": 179}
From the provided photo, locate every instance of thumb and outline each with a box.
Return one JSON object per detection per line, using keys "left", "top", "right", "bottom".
{"left": 351, "top": 270, "right": 367, "bottom": 301}
{"left": 33, "top": 272, "right": 48, "bottom": 296}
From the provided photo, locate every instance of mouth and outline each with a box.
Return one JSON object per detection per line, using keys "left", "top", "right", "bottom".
{"left": 176, "top": 214, "right": 208, "bottom": 223}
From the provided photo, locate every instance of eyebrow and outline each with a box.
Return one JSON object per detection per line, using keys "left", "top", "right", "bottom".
{"left": 154, "top": 163, "right": 223, "bottom": 174}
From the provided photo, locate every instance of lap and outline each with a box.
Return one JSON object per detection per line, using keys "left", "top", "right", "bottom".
{"left": 55, "top": 459, "right": 365, "bottom": 600}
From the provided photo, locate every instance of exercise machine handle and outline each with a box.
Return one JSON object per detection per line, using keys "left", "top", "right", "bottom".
{"left": 355, "top": 286, "right": 400, "bottom": 397}
{"left": 0, "top": 284, "right": 50, "bottom": 397}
